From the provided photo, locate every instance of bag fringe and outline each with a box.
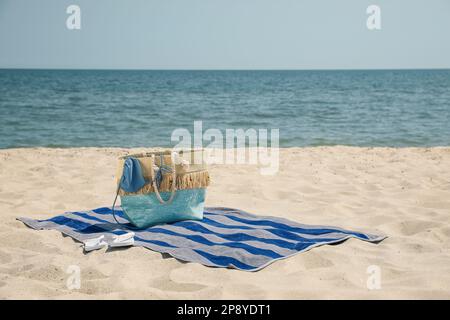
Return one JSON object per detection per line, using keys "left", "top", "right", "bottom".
{"left": 119, "top": 170, "right": 210, "bottom": 196}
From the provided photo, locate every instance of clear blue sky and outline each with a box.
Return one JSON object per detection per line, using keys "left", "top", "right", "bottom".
{"left": 0, "top": 0, "right": 449, "bottom": 69}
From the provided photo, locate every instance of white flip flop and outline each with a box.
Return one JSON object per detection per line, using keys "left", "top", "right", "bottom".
{"left": 110, "top": 232, "right": 135, "bottom": 248}
{"left": 83, "top": 235, "right": 108, "bottom": 252}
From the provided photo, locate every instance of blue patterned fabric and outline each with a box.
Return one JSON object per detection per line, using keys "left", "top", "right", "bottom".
{"left": 18, "top": 207, "right": 386, "bottom": 271}
{"left": 119, "top": 157, "right": 147, "bottom": 193}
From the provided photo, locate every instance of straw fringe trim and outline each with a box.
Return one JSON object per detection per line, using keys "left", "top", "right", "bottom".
{"left": 118, "top": 170, "right": 210, "bottom": 196}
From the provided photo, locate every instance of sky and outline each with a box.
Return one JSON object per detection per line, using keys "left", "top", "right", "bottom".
{"left": 0, "top": 0, "right": 449, "bottom": 69}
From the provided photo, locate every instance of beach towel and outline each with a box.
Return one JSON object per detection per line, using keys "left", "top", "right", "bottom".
{"left": 18, "top": 207, "right": 386, "bottom": 271}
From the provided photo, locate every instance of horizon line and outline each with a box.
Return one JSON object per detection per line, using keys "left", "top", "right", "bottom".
{"left": 1, "top": 67, "right": 450, "bottom": 72}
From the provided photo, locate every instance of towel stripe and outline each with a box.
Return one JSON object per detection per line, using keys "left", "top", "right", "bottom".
{"left": 173, "top": 221, "right": 300, "bottom": 249}
{"left": 208, "top": 211, "right": 369, "bottom": 239}
{"left": 193, "top": 249, "right": 256, "bottom": 270}
{"left": 147, "top": 227, "right": 283, "bottom": 259}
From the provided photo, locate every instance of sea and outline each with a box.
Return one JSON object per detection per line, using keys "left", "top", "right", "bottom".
{"left": 0, "top": 69, "right": 449, "bottom": 149}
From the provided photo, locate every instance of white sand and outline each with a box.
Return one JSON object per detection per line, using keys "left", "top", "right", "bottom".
{"left": 0, "top": 147, "right": 449, "bottom": 299}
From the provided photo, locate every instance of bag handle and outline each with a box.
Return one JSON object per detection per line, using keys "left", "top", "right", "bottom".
{"left": 111, "top": 181, "right": 141, "bottom": 230}
{"left": 151, "top": 152, "right": 177, "bottom": 205}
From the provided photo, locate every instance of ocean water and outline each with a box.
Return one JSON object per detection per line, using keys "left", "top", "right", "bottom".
{"left": 0, "top": 69, "right": 449, "bottom": 149}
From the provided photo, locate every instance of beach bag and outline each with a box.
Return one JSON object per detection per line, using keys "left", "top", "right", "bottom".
{"left": 112, "top": 150, "right": 210, "bottom": 229}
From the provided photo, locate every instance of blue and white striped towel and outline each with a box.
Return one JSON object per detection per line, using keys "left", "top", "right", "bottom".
{"left": 18, "top": 207, "right": 385, "bottom": 271}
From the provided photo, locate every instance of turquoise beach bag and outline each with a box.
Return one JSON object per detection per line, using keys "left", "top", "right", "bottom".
{"left": 113, "top": 150, "right": 210, "bottom": 229}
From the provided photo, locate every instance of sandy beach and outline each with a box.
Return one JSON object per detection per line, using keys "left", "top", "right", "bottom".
{"left": 0, "top": 146, "right": 449, "bottom": 299}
